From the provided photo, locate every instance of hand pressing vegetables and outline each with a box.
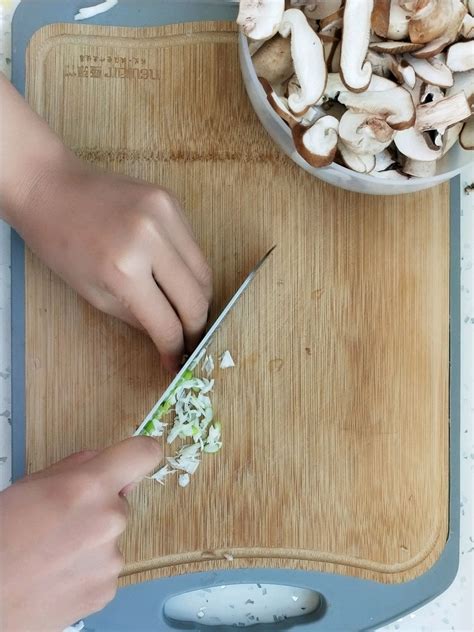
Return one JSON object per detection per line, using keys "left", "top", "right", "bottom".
{"left": 238, "top": 0, "right": 474, "bottom": 177}
{"left": 0, "top": 438, "right": 162, "bottom": 631}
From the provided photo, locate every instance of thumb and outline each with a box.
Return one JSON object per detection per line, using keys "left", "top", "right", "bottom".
{"left": 81, "top": 436, "right": 163, "bottom": 493}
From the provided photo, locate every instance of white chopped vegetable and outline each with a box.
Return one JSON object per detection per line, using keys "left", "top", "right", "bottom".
{"left": 202, "top": 354, "right": 215, "bottom": 376}
{"left": 146, "top": 418, "right": 167, "bottom": 438}
{"left": 178, "top": 473, "right": 191, "bottom": 488}
{"left": 74, "top": 0, "right": 118, "bottom": 21}
{"left": 219, "top": 350, "right": 235, "bottom": 369}
{"left": 146, "top": 349, "right": 232, "bottom": 488}
{"left": 189, "top": 347, "right": 207, "bottom": 370}
{"left": 167, "top": 443, "right": 202, "bottom": 474}
{"left": 203, "top": 422, "right": 223, "bottom": 454}
{"left": 150, "top": 465, "right": 176, "bottom": 485}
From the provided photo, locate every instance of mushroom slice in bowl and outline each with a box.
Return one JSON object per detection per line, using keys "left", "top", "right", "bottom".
{"left": 460, "top": 13, "right": 474, "bottom": 39}
{"left": 394, "top": 125, "right": 443, "bottom": 160}
{"left": 252, "top": 34, "right": 294, "bottom": 86}
{"left": 317, "top": 72, "right": 396, "bottom": 105}
{"left": 415, "top": 92, "right": 471, "bottom": 134}
{"left": 337, "top": 139, "right": 377, "bottom": 173}
{"left": 340, "top": 0, "right": 374, "bottom": 91}
{"left": 370, "top": 40, "right": 424, "bottom": 53}
{"left": 403, "top": 54, "right": 454, "bottom": 87}
{"left": 292, "top": 115, "right": 340, "bottom": 167}
{"left": 408, "top": 0, "right": 456, "bottom": 43}
{"left": 259, "top": 77, "right": 302, "bottom": 127}
{"left": 237, "top": 0, "right": 285, "bottom": 41}
{"left": 278, "top": 8, "right": 327, "bottom": 114}
{"left": 402, "top": 157, "right": 438, "bottom": 177}
{"left": 441, "top": 121, "right": 464, "bottom": 155}
{"left": 446, "top": 41, "right": 474, "bottom": 71}
{"left": 337, "top": 86, "right": 416, "bottom": 129}
{"left": 372, "top": 0, "right": 414, "bottom": 41}
{"left": 304, "top": 0, "right": 344, "bottom": 21}
{"left": 339, "top": 111, "right": 394, "bottom": 154}
{"left": 460, "top": 116, "right": 474, "bottom": 148}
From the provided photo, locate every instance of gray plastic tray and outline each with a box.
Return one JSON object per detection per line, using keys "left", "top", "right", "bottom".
{"left": 11, "top": 1, "right": 461, "bottom": 630}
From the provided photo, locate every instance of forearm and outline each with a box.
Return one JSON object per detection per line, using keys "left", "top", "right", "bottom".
{"left": 0, "top": 71, "right": 75, "bottom": 232}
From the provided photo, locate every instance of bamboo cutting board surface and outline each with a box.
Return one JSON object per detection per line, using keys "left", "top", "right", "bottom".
{"left": 25, "top": 21, "right": 450, "bottom": 585}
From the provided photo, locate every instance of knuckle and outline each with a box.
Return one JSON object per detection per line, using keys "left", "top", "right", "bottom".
{"left": 133, "top": 213, "right": 161, "bottom": 240}
{"left": 100, "top": 259, "right": 131, "bottom": 289}
{"left": 103, "top": 510, "right": 128, "bottom": 539}
{"left": 110, "top": 549, "right": 125, "bottom": 576}
{"left": 187, "top": 292, "right": 209, "bottom": 326}
{"left": 195, "top": 261, "right": 213, "bottom": 294}
{"left": 159, "top": 317, "right": 183, "bottom": 350}
{"left": 152, "top": 189, "right": 176, "bottom": 217}
{"left": 60, "top": 472, "right": 99, "bottom": 505}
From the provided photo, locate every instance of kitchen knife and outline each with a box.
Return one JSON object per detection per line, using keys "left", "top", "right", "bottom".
{"left": 134, "top": 246, "right": 276, "bottom": 436}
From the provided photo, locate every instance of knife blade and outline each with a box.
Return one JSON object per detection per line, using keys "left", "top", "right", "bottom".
{"left": 134, "top": 245, "right": 276, "bottom": 436}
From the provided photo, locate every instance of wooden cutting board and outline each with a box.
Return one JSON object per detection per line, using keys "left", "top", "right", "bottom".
{"left": 25, "top": 21, "right": 450, "bottom": 587}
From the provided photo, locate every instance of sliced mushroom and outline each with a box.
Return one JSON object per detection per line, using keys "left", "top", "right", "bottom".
{"left": 408, "top": 0, "right": 455, "bottom": 44}
{"left": 237, "top": 0, "right": 285, "bottom": 40}
{"left": 340, "top": 0, "right": 374, "bottom": 92}
{"left": 337, "top": 139, "right": 376, "bottom": 172}
{"left": 319, "top": 7, "right": 344, "bottom": 37}
{"left": 372, "top": 0, "right": 414, "bottom": 40}
{"left": 279, "top": 9, "right": 327, "bottom": 114}
{"left": 420, "top": 82, "right": 444, "bottom": 103}
{"left": 392, "top": 58, "right": 417, "bottom": 87}
{"left": 411, "top": 0, "right": 467, "bottom": 53}
{"left": 292, "top": 115, "right": 340, "bottom": 167}
{"left": 394, "top": 125, "right": 443, "bottom": 159}
{"left": 442, "top": 121, "right": 464, "bottom": 154}
{"left": 411, "top": 35, "right": 453, "bottom": 58}
{"left": 402, "top": 157, "right": 438, "bottom": 176}
{"left": 338, "top": 86, "right": 416, "bottom": 129}
{"left": 399, "top": 0, "right": 418, "bottom": 10}
{"left": 252, "top": 35, "right": 294, "bottom": 86}
{"left": 403, "top": 54, "right": 454, "bottom": 87}
{"left": 406, "top": 76, "right": 425, "bottom": 105}
{"left": 460, "top": 115, "right": 474, "bottom": 148}
{"left": 446, "top": 41, "right": 474, "bottom": 71}
{"left": 372, "top": 0, "right": 391, "bottom": 38}
{"left": 304, "top": 0, "right": 344, "bottom": 20}
{"left": 320, "top": 35, "right": 342, "bottom": 72}
{"left": 366, "top": 49, "right": 393, "bottom": 77}
{"left": 339, "top": 111, "right": 394, "bottom": 154}
{"left": 259, "top": 77, "right": 301, "bottom": 126}
{"left": 370, "top": 40, "right": 423, "bottom": 53}
{"left": 387, "top": 1, "right": 413, "bottom": 40}
{"left": 447, "top": 70, "right": 474, "bottom": 107}
{"left": 461, "top": 13, "right": 474, "bottom": 38}
{"left": 316, "top": 72, "right": 396, "bottom": 105}
{"left": 374, "top": 147, "right": 398, "bottom": 171}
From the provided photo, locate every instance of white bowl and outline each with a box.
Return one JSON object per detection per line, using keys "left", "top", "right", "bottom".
{"left": 239, "top": 34, "right": 472, "bottom": 195}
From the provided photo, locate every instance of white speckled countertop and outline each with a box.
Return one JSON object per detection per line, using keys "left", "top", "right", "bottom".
{"left": 0, "top": 2, "right": 472, "bottom": 630}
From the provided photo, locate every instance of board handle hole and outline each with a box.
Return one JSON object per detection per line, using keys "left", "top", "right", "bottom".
{"left": 164, "top": 584, "right": 325, "bottom": 628}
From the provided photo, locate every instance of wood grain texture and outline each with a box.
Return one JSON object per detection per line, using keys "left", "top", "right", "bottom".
{"left": 25, "top": 21, "right": 449, "bottom": 585}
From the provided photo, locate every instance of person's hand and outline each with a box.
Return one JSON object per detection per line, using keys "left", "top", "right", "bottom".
{"left": 0, "top": 437, "right": 162, "bottom": 632}
{"left": 20, "top": 164, "right": 212, "bottom": 372}
{"left": 0, "top": 74, "right": 212, "bottom": 372}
